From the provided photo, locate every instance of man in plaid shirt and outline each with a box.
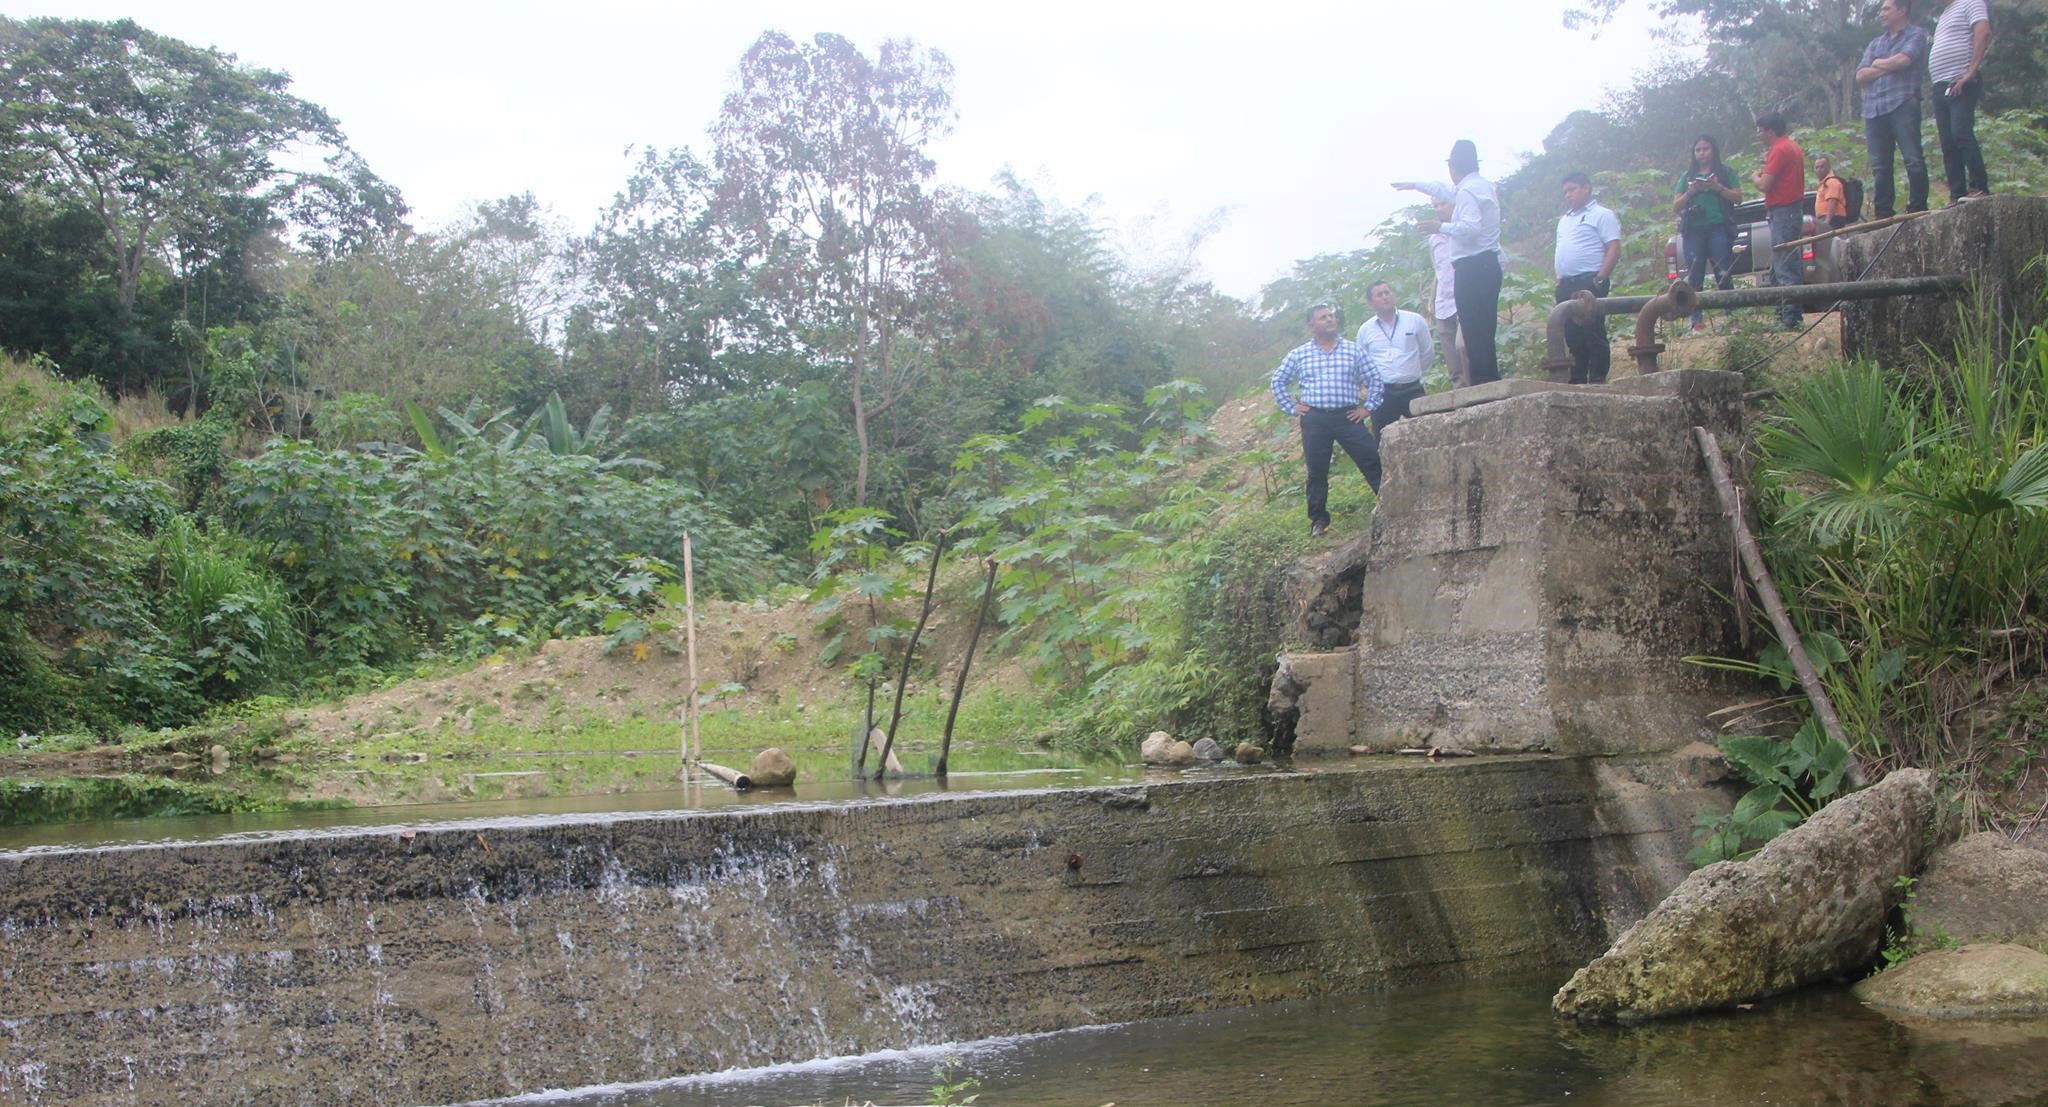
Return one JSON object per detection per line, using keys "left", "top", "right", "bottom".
{"left": 1270, "top": 303, "right": 1384, "bottom": 536}
{"left": 1857, "top": 0, "right": 1931, "bottom": 218}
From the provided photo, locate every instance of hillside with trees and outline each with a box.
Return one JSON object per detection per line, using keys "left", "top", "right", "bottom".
{"left": 2, "top": 11, "right": 2045, "bottom": 839}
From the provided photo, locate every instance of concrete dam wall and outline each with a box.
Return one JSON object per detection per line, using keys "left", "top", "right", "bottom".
{"left": 1, "top": 756, "right": 1724, "bottom": 1106}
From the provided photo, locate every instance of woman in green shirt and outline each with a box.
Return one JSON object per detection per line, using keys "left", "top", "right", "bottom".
{"left": 1672, "top": 134, "right": 1742, "bottom": 331}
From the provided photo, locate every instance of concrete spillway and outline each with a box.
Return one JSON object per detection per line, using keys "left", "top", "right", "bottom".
{"left": 0, "top": 755, "right": 1723, "bottom": 1106}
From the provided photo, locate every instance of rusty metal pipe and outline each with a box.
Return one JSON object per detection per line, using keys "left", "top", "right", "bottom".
{"left": 1540, "top": 290, "right": 1613, "bottom": 381}
{"left": 1548, "top": 272, "right": 1982, "bottom": 376}
{"left": 1630, "top": 279, "right": 1700, "bottom": 374}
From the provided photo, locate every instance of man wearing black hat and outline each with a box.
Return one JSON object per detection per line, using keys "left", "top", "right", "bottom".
{"left": 1396, "top": 140, "right": 1503, "bottom": 384}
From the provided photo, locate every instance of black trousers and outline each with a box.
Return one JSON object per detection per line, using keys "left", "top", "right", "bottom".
{"left": 1932, "top": 78, "right": 1990, "bottom": 200}
{"left": 1371, "top": 380, "right": 1428, "bottom": 435}
{"left": 1300, "top": 407, "right": 1381, "bottom": 526}
{"left": 1553, "top": 273, "right": 1611, "bottom": 384}
{"left": 1453, "top": 251, "right": 1503, "bottom": 384}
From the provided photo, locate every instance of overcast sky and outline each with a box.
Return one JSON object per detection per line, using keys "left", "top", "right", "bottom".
{"left": 25, "top": 0, "right": 1678, "bottom": 299}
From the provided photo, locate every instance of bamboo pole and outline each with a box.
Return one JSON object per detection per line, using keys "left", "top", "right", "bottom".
{"left": 875, "top": 531, "right": 945, "bottom": 780}
{"left": 1776, "top": 209, "right": 1931, "bottom": 251}
{"left": 937, "top": 558, "right": 998, "bottom": 778}
{"left": 698, "top": 761, "right": 751, "bottom": 789}
{"left": 1692, "top": 427, "right": 1867, "bottom": 786}
{"left": 682, "top": 533, "right": 700, "bottom": 767}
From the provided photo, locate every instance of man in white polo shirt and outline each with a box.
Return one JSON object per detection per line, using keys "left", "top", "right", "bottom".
{"left": 1553, "top": 171, "right": 1622, "bottom": 385}
{"left": 1356, "top": 280, "right": 1434, "bottom": 435}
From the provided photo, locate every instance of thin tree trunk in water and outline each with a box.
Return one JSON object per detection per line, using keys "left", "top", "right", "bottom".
{"left": 875, "top": 531, "right": 945, "bottom": 780}
{"left": 938, "top": 557, "right": 998, "bottom": 778}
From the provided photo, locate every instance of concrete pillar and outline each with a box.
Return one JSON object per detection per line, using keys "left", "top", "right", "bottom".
{"left": 1332, "top": 370, "right": 1746, "bottom": 755}
{"left": 1839, "top": 195, "right": 2048, "bottom": 370}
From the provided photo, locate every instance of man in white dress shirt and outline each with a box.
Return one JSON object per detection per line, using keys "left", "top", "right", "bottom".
{"left": 1397, "top": 139, "right": 1502, "bottom": 384}
{"left": 1356, "top": 280, "right": 1435, "bottom": 435}
{"left": 1552, "top": 172, "right": 1622, "bottom": 385}
{"left": 1426, "top": 198, "right": 1467, "bottom": 388}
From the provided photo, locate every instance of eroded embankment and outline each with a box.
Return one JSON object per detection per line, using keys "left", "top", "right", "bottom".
{"left": 1, "top": 755, "right": 1721, "bottom": 1106}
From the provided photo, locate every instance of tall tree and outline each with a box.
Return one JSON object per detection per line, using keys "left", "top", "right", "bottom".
{"left": 573, "top": 147, "right": 775, "bottom": 409}
{"left": 1565, "top": 0, "right": 1869, "bottom": 125}
{"left": 460, "top": 192, "right": 574, "bottom": 347}
{"left": 0, "top": 17, "right": 404, "bottom": 316}
{"left": 710, "top": 31, "right": 956, "bottom": 505}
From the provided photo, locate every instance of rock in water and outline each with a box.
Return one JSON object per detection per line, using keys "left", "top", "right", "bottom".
{"left": 864, "top": 728, "right": 906, "bottom": 777}
{"left": 1553, "top": 768, "right": 1935, "bottom": 1021}
{"left": 1911, "top": 832, "right": 2048, "bottom": 949}
{"left": 1141, "top": 731, "right": 1175, "bottom": 764}
{"left": 750, "top": 747, "right": 797, "bottom": 787}
{"left": 1166, "top": 740, "right": 1197, "bottom": 766}
{"left": 1234, "top": 743, "right": 1265, "bottom": 765}
{"left": 1855, "top": 944, "right": 2048, "bottom": 1017}
{"left": 1191, "top": 737, "right": 1224, "bottom": 761}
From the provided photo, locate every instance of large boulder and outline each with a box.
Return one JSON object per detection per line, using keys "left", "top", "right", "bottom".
{"left": 749, "top": 747, "right": 797, "bottom": 787}
{"left": 1554, "top": 768, "right": 1936, "bottom": 1021}
{"left": 1911, "top": 832, "right": 2048, "bottom": 952}
{"left": 1854, "top": 943, "right": 2048, "bottom": 1017}
{"left": 1140, "top": 732, "right": 1175, "bottom": 764}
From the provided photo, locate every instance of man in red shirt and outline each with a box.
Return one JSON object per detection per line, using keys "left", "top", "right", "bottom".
{"left": 1753, "top": 112, "right": 1807, "bottom": 330}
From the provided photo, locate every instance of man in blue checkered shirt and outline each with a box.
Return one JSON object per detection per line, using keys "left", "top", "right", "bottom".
{"left": 1270, "top": 303, "right": 1384, "bottom": 536}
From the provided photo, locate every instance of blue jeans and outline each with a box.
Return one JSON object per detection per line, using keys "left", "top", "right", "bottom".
{"left": 1767, "top": 204, "right": 1804, "bottom": 328}
{"left": 1932, "top": 78, "right": 1989, "bottom": 199}
{"left": 1683, "top": 222, "right": 1734, "bottom": 328}
{"left": 1864, "top": 100, "right": 1929, "bottom": 216}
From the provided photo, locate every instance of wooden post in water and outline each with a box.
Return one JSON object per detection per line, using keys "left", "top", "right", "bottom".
{"left": 1692, "top": 427, "right": 1866, "bottom": 786}
{"left": 875, "top": 531, "right": 945, "bottom": 780}
{"left": 682, "top": 532, "right": 701, "bottom": 768}
{"left": 937, "top": 558, "right": 998, "bottom": 778}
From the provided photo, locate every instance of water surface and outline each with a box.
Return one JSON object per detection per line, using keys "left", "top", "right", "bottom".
{"left": 453, "top": 977, "right": 2048, "bottom": 1107}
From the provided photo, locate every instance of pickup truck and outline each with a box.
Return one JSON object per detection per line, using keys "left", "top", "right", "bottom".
{"left": 1664, "top": 190, "right": 1846, "bottom": 289}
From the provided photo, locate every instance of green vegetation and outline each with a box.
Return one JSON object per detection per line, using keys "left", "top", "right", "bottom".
{"left": 1688, "top": 306, "right": 2048, "bottom": 857}
{"left": 928, "top": 1058, "right": 982, "bottom": 1107}
{"left": 1878, "top": 875, "right": 1960, "bottom": 971}
{"left": 1748, "top": 313, "right": 2048, "bottom": 832}
{"left": 3, "top": 10, "right": 2045, "bottom": 835}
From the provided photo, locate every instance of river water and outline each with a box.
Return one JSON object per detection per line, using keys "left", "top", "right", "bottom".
{"left": 446, "top": 977, "right": 2048, "bottom": 1107}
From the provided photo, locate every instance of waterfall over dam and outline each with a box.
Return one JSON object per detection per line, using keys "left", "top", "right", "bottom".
{"left": 1, "top": 755, "right": 1723, "bottom": 1105}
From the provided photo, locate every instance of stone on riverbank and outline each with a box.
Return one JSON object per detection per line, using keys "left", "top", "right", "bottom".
{"left": 1553, "top": 768, "right": 1935, "bottom": 1021}
{"left": 1234, "top": 743, "right": 1264, "bottom": 765}
{"left": 1911, "top": 832, "right": 2048, "bottom": 952}
{"left": 1191, "top": 737, "right": 1224, "bottom": 761}
{"left": 1854, "top": 944, "right": 2048, "bottom": 1017}
{"left": 1141, "top": 731, "right": 1174, "bottom": 763}
{"left": 750, "top": 747, "right": 797, "bottom": 787}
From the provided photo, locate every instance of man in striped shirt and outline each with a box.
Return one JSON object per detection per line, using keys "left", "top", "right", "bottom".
{"left": 1929, "top": 0, "right": 1993, "bottom": 204}
{"left": 1271, "top": 304, "right": 1384, "bottom": 536}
